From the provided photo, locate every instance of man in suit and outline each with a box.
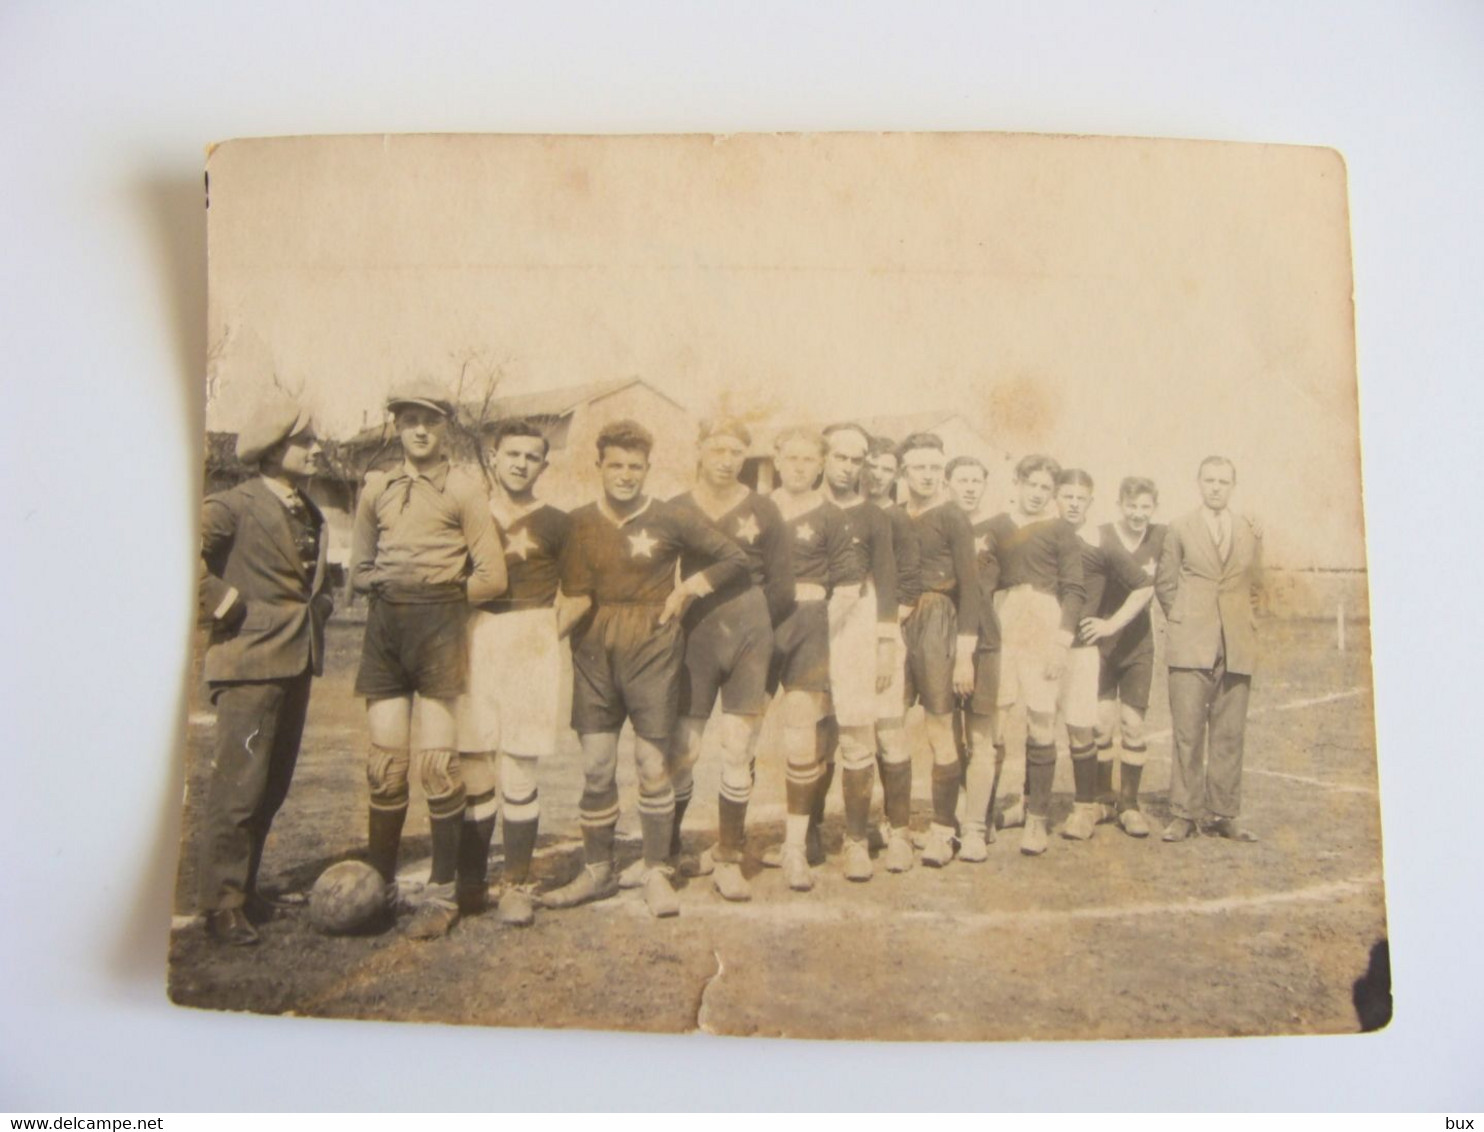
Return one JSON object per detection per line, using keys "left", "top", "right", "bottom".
{"left": 1156, "top": 456, "right": 1264, "bottom": 843}
{"left": 197, "top": 392, "right": 332, "bottom": 945}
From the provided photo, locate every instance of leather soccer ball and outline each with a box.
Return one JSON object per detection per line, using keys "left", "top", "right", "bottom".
{"left": 308, "top": 860, "right": 390, "bottom": 935}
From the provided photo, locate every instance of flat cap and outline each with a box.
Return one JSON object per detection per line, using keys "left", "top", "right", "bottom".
{"left": 386, "top": 377, "right": 455, "bottom": 417}
{"left": 236, "top": 391, "right": 314, "bottom": 465}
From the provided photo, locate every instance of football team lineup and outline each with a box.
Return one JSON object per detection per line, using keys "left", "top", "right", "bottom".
{"left": 177, "top": 374, "right": 1383, "bottom": 1035}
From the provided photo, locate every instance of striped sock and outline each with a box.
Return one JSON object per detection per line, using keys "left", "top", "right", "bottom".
{"left": 786, "top": 760, "right": 823, "bottom": 817}
{"left": 931, "top": 761, "right": 962, "bottom": 828}
{"left": 501, "top": 786, "right": 539, "bottom": 886}
{"left": 579, "top": 782, "right": 620, "bottom": 869}
{"left": 457, "top": 787, "right": 498, "bottom": 896}
{"left": 717, "top": 760, "right": 753, "bottom": 861}
{"left": 638, "top": 785, "right": 677, "bottom": 868}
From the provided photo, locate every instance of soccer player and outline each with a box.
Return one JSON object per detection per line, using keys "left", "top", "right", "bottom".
{"left": 891, "top": 434, "right": 980, "bottom": 866}
{"left": 815, "top": 422, "right": 899, "bottom": 880}
{"left": 196, "top": 393, "right": 331, "bottom": 946}
{"left": 985, "top": 454, "right": 1085, "bottom": 856}
{"left": 1083, "top": 476, "right": 1166, "bottom": 836}
{"left": 661, "top": 418, "right": 795, "bottom": 903}
{"left": 762, "top": 426, "right": 853, "bottom": 891}
{"left": 861, "top": 435, "right": 922, "bottom": 872}
{"left": 453, "top": 418, "right": 574, "bottom": 926}
{"left": 945, "top": 455, "right": 1001, "bottom": 862}
{"left": 1052, "top": 469, "right": 1154, "bottom": 842}
{"left": 351, "top": 379, "right": 508, "bottom": 940}
{"left": 542, "top": 419, "right": 749, "bottom": 918}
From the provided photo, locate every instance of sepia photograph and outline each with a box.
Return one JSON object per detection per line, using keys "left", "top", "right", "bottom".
{"left": 165, "top": 131, "right": 1387, "bottom": 1041}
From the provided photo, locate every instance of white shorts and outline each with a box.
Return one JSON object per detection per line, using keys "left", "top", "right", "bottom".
{"left": 995, "top": 585, "right": 1063, "bottom": 717}
{"left": 1058, "top": 646, "right": 1101, "bottom": 729}
{"left": 879, "top": 620, "right": 909, "bottom": 722}
{"left": 827, "top": 585, "right": 884, "bottom": 728}
{"left": 454, "top": 606, "right": 563, "bottom": 758}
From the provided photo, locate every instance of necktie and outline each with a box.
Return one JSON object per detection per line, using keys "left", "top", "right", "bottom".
{"left": 1216, "top": 513, "right": 1232, "bottom": 563}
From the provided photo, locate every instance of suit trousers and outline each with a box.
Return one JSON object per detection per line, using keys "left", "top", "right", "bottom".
{"left": 197, "top": 670, "right": 313, "bottom": 911}
{"left": 1167, "top": 655, "right": 1251, "bottom": 821}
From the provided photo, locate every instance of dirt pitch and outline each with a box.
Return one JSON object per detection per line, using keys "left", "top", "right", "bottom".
{"left": 168, "top": 618, "right": 1386, "bottom": 1041}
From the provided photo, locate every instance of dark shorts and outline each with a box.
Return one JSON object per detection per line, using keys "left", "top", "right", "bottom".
{"left": 969, "top": 647, "right": 1000, "bottom": 715}
{"left": 768, "top": 599, "right": 830, "bottom": 695}
{"left": 1098, "top": 646, "right": 1155, "bottom": 712}
{"left": 354, "top": 597, "right": 468, "bottom": 701}
{"left": 903, "top": 591, "right": 959, "bottom": 716}
{"left": 571, "top": 603, "right": 685, "bottom": 740}
{"left": 680, "top": 587, "right": 774, "bottom": 718}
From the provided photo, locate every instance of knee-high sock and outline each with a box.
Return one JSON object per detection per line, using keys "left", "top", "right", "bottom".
{"left": 1070, "top": 744, "right": 1099, "bottom": 804}
{"left": 669, "top": 780, "right": 694, "bottom": 859}
{"left": 500, "top": 785, "right": 540, "bottom": 886}
{"left": 638, "top": 785, "right": 677, "bottom": 868}
{"left": 717, "top": 765, "right": 752, "bottom": 863}
{"left": 931, "top": 761, "right": 962, "bottom": 829}
{"left": 457, "top": 787, "right": 498, "bottom": 895}
{"left": 880, "top": 759, "right": 913, "bottom": 830}
{"left": 1095, "top": 743, "right": 1117, "bottom": 806}
{"left": 367, "top": 743, "right": 411, "bottom": 883}
{"left": 810, "top": 760, "right": 836, "bottom": 831}
{"left": 1119, "top": 746, "right": 1146, "bottom": 809}
{"left": 1025, "top": 742, "right": 1057, "bottom": 819}
{"left": 368, "top": 803, "right": 408, "bottom": 884}
{"left": 578, "top": 782, "right": 620, "bottom": 869}
{"left": 842, "top": 764, "right": 875, "bottom": 842}
{"left": 786, "top": 759, "right": 822, "bottom": 818}
{"left": 418, "top": 748, "right": 467, "bottom": 887}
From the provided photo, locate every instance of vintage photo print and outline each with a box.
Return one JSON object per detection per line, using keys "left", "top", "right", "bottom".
{"left": 171, "top": 132, "right": 1385, "bottom": 1040}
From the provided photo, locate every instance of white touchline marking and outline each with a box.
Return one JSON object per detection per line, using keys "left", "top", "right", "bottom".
{"left": 589, "top": 872, "right": 1384, "bottom": 927}
{"left": 1243, "top": 767, "right": 1376, "bottom": 794}
{"left": 1134, "top": 685, "right": 1374, "bottom": 793}
{"left": 1268, "top": 687, "right": 1368, "bottom": 712}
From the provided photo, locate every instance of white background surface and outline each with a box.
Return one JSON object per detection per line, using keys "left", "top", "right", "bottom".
{"left": 2, "top": 0, "right": 1480, "bottom": 1112}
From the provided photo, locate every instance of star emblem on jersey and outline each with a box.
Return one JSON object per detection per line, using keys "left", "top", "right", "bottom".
{"left": 975, "top": 534, "right": 988, "bottom": 554}
{"left": 734, "top": 515, "right": 760, "bottom": 544}
{"left": 1143, "top": 559, "right": 1157, "bottom": 576}
{"left": 504, "top": 526, "right": 537, "bottom": 561}
{"left": 796, "top": 521, "right": 815, "bottom": 543}
{"left": 628, "top": 529, "right": 658, "bottom": 559}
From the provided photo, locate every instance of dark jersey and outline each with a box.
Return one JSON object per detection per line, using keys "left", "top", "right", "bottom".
{"left": 985, "top": 512, "right": 1086, "bottom": 634}
{"left": 971, "top": 515, "right": 1002, "bottom": 651}
{"left": 835, "top": 498, "right": 898, "bottom": 625}
{"left": 1097, "top": 521, "right": 1166, "bottom": 659}
{"left": 480, "top": 501, "right": 569, "bottom": 612}
{"left": 901, "top": 498, "right": 981, "bottom": 641}
{"left": 884, "top": 503, "right": 924, "bottom": 610}
{"left": 561, "top": 496, "right": 749, "bottom": 606}
{"left": 1075, "top": 528, "right": 1151, "bottom": 626}
{"left": 773, "top": 491, "right": 854, "bottom": 590}
{"left": 671, "top": 489, "right": 795, "bottom": 626}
